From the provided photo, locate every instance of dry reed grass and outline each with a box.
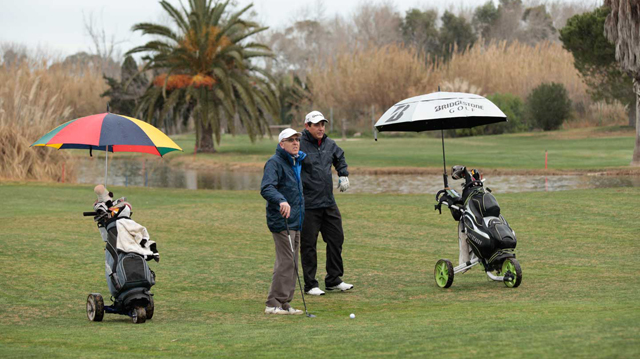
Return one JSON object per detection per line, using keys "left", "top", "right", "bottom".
{"left": 0, "top": 60, "right": 106, "bottom": 181}
{"left": 309, "top": 40, "right": 592, "bottom": 131}
{"left": 564, "top": 100, "right": 629, "bottom": 128}
{"left": 441, "top": 40, "right": 590, "bottom": 106}
{"left": 0, "top": 126, "right": 76, "bottom": 182}
{"left": 309, "top": 44, "right": 441, "bottom": 127}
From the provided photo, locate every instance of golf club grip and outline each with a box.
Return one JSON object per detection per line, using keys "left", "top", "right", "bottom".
{"left": 83, "top": 211, "right": 97, "bottom": 216}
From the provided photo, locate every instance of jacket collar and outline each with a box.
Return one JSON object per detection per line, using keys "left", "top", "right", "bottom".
{"left": 302, "top": 129, "right": 327, "bottom": 144}
{"left": 276, "top": 144, "right": 306, "bottom": 165}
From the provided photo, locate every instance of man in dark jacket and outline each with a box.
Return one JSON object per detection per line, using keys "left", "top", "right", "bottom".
{"left": 260, "top": 128, "right": 307, "bottom": 315}
{"left": 299, "top": 111, "right": 353, "bottom": 296}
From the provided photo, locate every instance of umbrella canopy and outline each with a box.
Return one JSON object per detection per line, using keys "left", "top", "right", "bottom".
{"left": 375, "top": 92, "right": 507, "bottom": 132}
{"left": 31, "top": 113, "right": 182, "bottom": 156}
{"left": 374, "top": 92, "right": 507, "bottom": 189}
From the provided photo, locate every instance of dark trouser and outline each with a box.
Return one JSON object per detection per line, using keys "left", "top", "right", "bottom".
{"left": 266, "top": 230, "right": 300, "bottom": 310}
{"left": 301, "top": 206, "right": 344, "bottom": 291}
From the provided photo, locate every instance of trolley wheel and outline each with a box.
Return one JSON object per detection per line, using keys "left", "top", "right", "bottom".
{"left": 434, "top": 259, "right": 454, "bottom": 288}
{"left": 86, "top": 293, "right": 104, "bottom": 322}
{"left": 146, "top": 296, "right": 154, "bottom": 320}
{"left": 502, "top": 258, "right": 522, "bottom": 288}
{"left": 131, "top": 306, "right": 146, "bottom": 324}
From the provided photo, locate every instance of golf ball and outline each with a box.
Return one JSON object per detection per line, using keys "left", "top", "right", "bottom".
{"left": 350, "top": 313, "right": 355, "bottom": 319}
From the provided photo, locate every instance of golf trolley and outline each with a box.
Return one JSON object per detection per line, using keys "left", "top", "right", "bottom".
{"left": 433, "top": 166, "right": 522, "bottom": 289}
{"left": 83, "top": 193, "right": 157, "bottom": 324}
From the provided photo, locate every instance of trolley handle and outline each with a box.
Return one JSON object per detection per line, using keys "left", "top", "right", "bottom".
{"left": 83, "top": 211, "right": 97, "bottom": 217}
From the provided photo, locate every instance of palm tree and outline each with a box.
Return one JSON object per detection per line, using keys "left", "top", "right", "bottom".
{"left": 126, "top": 0, "right": 278, "bottom": 153}
{"left": 276, "top": 73, "right": 313, "bottom": 126}
{"left": 604, "top": 0, "right": 640, "bottom": 165}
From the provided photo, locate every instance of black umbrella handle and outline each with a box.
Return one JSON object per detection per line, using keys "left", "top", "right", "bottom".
{"left": 441, "top": 129, "right": 449, "bottom": 189}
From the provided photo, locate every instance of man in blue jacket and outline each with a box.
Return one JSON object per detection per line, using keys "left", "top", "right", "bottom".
{"left": 260, "top": 128, "right": 307, "bottom": 315}
{"left": 300, "top": 111, "right": 353, "bottom": 296}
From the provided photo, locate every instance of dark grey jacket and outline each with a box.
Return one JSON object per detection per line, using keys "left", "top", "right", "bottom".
{"left": 260, "top": 145, "right": 307, "bottom": 233}
{"left": 299, "top": 129, "right": 349, "bottom": 210}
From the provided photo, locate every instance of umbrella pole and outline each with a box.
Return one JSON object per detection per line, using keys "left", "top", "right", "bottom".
{"left": 441, "top": 129, "right": 449, "bottom": 189}
{"left": 104, "top": 146, "right": 108, "bottom": 186}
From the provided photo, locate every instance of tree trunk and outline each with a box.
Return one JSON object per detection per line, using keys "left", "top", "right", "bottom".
{"left": 629, "top": 101, "right": 636, "bottom": 128}
{"left": 198, "top": 121, "right": 217, "bottom": 153}
{"left": 632, "top": 80, "right": 640, "bottom": 165}
{"left": 342, "top": 117, "right": 347, "bottom": 141}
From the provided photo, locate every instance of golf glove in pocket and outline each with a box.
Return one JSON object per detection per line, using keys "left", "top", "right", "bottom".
{"left": 338, "top": 176, "right": 350, "bottom": 192}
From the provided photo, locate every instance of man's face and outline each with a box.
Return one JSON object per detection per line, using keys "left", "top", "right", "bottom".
{"left": 305, "top": 121, "right": 326, "bottom": 140}
{"left": 279, "top": 135, "right": 300, "bottom": 156}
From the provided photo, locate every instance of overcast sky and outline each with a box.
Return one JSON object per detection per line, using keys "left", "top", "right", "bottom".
{"left": 1, "top": 0, "right": 595, "bottom": 59}
{"left": 0, "top": 0, "right": 502, "bottom": 58}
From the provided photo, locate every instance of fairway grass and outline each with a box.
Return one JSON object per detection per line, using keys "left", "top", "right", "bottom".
{"left": 1, "top": 182, "right": 638, "bottom": 358}
{"left": 165, "top": 127, "right": 638, "bottom": 172}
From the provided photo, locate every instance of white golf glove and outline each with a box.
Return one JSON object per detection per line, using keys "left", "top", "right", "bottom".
{"left": 338, "top": 176, "right": 350, "bottom": 192}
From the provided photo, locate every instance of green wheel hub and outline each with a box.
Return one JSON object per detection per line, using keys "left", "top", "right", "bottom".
{"left": 503, "top": 261, "right": 516, "bottom": 287}
{"left": 501, "top": 258, "right": 522, "bottom": 288}
{"left": 435, "top": 262, "right": 449, "bottom": 287}
{"left": 434, "top": 259, "right": 454, "bottom": 288}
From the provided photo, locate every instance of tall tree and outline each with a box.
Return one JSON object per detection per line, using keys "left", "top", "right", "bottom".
{"left": 439, "top": 11, "right": 477, "bottom": 59}
{"left": 101, "top": 56, "right": 149, "bottom": 117}
{"left": 560, "top": 7, "right": 635, "bottom": 127}
{"left": 126, "top": 0, "right": 278, "bottom": 153}
{"left": 604, "top": 0, "right": 640, "bottom": 165}
{"left": 352, "top": 2, "right": 403, "bottom": 46}
{"left": 521, "top": 5, "right": 557, "bottom": 44}
{"left": 276, "top": 73, "right": 312, "bottom": 126}
{"left": 401, "top": 8, "right": 439, "bottom": 55}
{"left": 473, "top": 1, "right": 500, "bottom": 40}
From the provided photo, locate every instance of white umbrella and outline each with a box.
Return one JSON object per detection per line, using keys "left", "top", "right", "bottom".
{"left": 375, "top": 92, "right": 507, "bottom": 132}
{"left": 374, "top": 92, "right": 507, "bottom": 187}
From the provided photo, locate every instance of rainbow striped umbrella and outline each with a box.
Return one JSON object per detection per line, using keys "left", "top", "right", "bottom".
{"left": 31, "top": 113, "right": 182, "bottom": 185}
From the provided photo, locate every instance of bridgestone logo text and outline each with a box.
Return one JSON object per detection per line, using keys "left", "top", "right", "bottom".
{"left": 435, "top": 101, "right": 484, "bottom": 113}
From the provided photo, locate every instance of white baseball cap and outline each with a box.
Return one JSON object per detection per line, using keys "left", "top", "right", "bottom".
{"left": 305, "top": 111, "right": 328, "bottom": 124}
{"left": 278, "top": 128, "right": 302, "bottom": 142}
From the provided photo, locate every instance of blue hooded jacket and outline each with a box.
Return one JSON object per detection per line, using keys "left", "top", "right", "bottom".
{"left": 260, "top": 145, "right": 307, "bottom": 233}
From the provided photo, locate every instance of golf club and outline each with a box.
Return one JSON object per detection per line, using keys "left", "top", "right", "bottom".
{"left": 285, "top": 218, "right": 316, "bottom": 318}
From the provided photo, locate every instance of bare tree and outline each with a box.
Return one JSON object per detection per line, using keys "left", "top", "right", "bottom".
{"left": 604, "top": 0, "right": 640, "bottom": 165}
{"left": 491, "top": 0, "right": 525, "bottom": 43}
{"left": 546, "top": 0, "right": 598, "bottom": 30}
{"left": 82, "top": 10, "right": 123, "bottom": 77}
{"left": 352, "top": 1, "right": 403, "bottom": 46}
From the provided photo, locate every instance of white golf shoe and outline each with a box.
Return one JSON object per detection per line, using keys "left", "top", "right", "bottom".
{"left": 287, "top": 307, "right": 303, "bottom": 315}
{"left": 305, "top": 287, "right": 325, "bottom": 296}
{"left": 265, "top": 306, "right": 289, "bottom": 315}
{"left": 325, "top": 282, "right": 354, "bottom": 292}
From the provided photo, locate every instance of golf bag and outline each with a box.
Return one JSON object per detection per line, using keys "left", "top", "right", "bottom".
{"left": 100, "top": 221, "right": 156, "bottom": 304}
{"left": 84, "top": 185, "right": 157, "bottom": 323}
{"left": 436, "top": 166, "right": 517, "bottom": 272}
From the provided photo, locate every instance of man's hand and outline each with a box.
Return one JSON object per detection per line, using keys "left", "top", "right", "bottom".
{"left": 279, "top": 202, "right": 291, "bottom": 218}
{"left": 338, "top": 176, "right": 350, "bottom": 192}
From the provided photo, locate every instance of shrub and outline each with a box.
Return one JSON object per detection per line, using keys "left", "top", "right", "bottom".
{"left": 454, "top": 92, "right": 526, "bottom": 137}
{"left": 527, "top": 82, "right": 572, "bottom": 131}
{"left": 485, "top": 93, "right": 527, "bottom": 134}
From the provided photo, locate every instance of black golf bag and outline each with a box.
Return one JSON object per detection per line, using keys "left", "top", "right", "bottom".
{"left": 84, "top": 187, "right": 157, "bottom": 323}
{"left": 437, "top": 166, "right": 517, "bottom": 271}
{"left": 100, "top": 220, "right": 156, "bottom": 308}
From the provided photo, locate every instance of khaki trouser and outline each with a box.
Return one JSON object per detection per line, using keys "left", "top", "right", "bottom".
{"left": 266, "top": 230, "right": 300, "bottom": 310}
{"left": 458, "top": 220, "right": 477, "bottom": 266}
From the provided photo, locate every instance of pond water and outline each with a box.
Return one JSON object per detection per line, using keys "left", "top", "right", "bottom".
{"left": 75, "top": 157, "right": 640, "bottom": 194}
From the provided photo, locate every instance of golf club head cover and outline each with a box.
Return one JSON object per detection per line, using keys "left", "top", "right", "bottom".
{"left": 150, "top": 243, "right": 159, "bottom": 262}
{"left": 451, "top": 165, "right": 467, "bottom": 180}
{"left": 94, "top": 185, "right": 113, "bottom": 207}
